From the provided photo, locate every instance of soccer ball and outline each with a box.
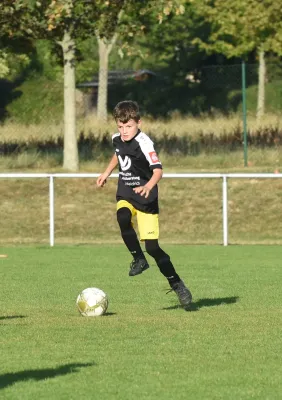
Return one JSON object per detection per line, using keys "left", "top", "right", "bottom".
{"left": 76, "top": 287, "right": 108, "bottom": 317}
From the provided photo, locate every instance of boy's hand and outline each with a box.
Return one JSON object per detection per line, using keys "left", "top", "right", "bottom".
{"left": 133, "top": 185, "right": 151, "bottom": 199}
{"left": 96, "top": 173, "right": 108, "bottom": 187}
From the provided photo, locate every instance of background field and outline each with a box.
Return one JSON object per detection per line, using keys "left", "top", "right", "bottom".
{"left": 1, "top": 245, "right": 282, "bottom": 399}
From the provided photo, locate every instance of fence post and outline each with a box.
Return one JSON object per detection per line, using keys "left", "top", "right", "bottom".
{"left": 242, "top": 60, "right": 248, "bottom": 167}
{"left": 49, "top": 176, "right": 55, "bottom": 247}
{"left": 222, "top": 175, "right": 228, "bottom": 246}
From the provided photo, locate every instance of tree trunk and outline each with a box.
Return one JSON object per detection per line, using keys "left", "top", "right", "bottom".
{"left": 97, "top": 38, "right": 109, "bottom": 122}
{"left": 61, "top": 30, "right": 79, "bottom": 171}
{"left": 256, "top": 50, "right": 266, "bottom": 121}
{"left": 96, "top": 33, "right": 118, "bottom": 122}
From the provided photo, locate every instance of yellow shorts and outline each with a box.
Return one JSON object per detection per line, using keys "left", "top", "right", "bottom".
{"left": 117, "top": 200, "right": 159, "bottom": 241}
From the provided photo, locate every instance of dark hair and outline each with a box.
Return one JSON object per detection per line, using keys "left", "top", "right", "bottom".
{"left": 113, "top": 101, "right": 140, "bottom": 123}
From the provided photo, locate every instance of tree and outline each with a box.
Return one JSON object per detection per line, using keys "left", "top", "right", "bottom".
{"left": 1, "top": 0, "right": 114, "bottom": 171}
{"left": 93, "top": 0, "right": 186, "bottom": 121}
{"left": 2, "top": 1, "right": 186, "bottom": 169}
{"left": 1, "top": 0, "right": 80, "bottom": 170}
{"left": 0, "top": 0, "right": 34, "bottom": 78}
{"left": 133, "top": 2, "right": 205, "bottom": 78}
{"left": 43, "top": 0, "right": 104, "bottom": 171}
{"left": 193, "top": 0, "right": 282, "bottom": 119}
{"left": 23, "top": 0, "right": 121, "bottom": 171}
{"left": 94, "top": 2, "right": 125, "bottom": 122}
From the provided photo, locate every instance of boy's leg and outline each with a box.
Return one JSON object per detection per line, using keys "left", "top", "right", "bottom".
{"left": 144, "top": 238, "right": 192, "bottom": 309}
{"left": 116, "top": 201, "right": 149, "bottom": 276}
{"left": 144, "top": 239, "right": 180, "bottom": 285}
{"left": 136, "top": 211, "right": 178, "bottom": 282}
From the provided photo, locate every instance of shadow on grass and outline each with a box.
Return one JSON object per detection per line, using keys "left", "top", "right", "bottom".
{"left": 0, "top": 315, "right": 26, "bottom": 321}
{"left": 78, "top": 312, "right": 116, "bottom": 318}
{"left": 103, "top": 312, "right": 117, "bottom": 317}
{"left": 163, "top": 296, "right": 239, "bottom": 312}
{"left": 0, "top": 362, "right": 95, "bottom": 390}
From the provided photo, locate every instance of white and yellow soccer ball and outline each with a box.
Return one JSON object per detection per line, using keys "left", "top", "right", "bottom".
{"left": 76, "top": 287, "right": 108, "bottom": 317}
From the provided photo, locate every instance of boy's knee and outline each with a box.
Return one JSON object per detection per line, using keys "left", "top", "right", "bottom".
{"left": 117, "top": 207, "right": 132, "bottom": 230}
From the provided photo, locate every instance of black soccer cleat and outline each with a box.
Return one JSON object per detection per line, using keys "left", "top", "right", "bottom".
{"left": 129, "top": 258, "right": 150, "bottom": 276}
{"left": 170, "top": 280, "right": 192, "bottom": 309}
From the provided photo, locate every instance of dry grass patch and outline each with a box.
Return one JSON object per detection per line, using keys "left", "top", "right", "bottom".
{"left": 1, "top": 113, "right": 282, "bottom": 143}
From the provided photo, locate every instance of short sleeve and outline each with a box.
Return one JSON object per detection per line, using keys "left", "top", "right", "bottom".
{"left": 135, "top": 132, "right": 162, "bottom": 169}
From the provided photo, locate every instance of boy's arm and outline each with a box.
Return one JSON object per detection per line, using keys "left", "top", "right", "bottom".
{"left": 96, "top": 154, "right": 118, "bottom": 187}
{"left": 133, "top": 168, "right": 163, "bottom": 198}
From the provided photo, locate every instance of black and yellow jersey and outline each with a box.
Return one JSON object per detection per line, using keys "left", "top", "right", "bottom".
{"left": 112, "top": 130, "right": 162, "bottom": 214}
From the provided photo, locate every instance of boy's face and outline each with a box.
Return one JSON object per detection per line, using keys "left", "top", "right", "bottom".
{"left": 116, "top": 119, "right": 140, "bottom": 142}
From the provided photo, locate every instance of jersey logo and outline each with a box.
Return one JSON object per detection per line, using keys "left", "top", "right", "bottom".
{"left": 118, "top": 155, "right": 131, "bottom": 171}
{"left": 149, "top": 151, "right": 160, "bottom": 164}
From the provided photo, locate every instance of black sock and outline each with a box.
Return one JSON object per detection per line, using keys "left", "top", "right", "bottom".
{"left": 157, "top": 256, "right": 180, "bottom": 286}
{"left": 145, "top": 239, "right": 180, "bottom": 285}
{"left": 121, "top": 231, "right": 145, "bottom": 260}
{"left": 117, "top": 207, "right": 145, "bottom": 260}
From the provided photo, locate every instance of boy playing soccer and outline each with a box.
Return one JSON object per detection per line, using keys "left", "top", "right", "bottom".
{"left": 96, "top": 100, "right": 192, "bottom": 309}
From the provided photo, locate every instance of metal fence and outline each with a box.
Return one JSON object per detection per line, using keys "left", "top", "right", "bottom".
{"left": 1, "top": 172, "right": 282, "bottom": 246}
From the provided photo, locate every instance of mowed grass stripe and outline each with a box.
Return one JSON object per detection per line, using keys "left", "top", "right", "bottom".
{"left": 0, "top": 245, "right": 282, "bottom": 399}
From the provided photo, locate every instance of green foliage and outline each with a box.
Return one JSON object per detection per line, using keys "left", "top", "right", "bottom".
{"left": 129, "top": 2, "right": 206, "bottom": 74}
{"left": 75, "top": 37, "right": 100, "bottom": 83}
{"left": 1, "top": 0, "right": 282, "bottom": 126}
{"left": 0, "top": 1, "right": 37, "bottom": 79}
{"left": 194, "top": 0, "right": 282, "bottom": 58}
{"left": 5, "top": 76, "right": 63, "bottom": 124}
{"left": 0, "top": 51, "right": 9, "bottom": 78}
{"left": 35, "top": 40, "right": 63, "bottom": 81}
{"left": 0, "top": 51, "right": 31, "bottom": 80}
{"left": 241, "top": 81, "right": 282, "bottom": 114}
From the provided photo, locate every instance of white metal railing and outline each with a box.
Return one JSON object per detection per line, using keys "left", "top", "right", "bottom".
{"left": 1, "top": 172, "right": 282, "bottom": 246}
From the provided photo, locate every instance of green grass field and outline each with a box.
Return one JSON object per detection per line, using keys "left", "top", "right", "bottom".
{"left": 1, "top": 245, "right": 282, "bottom": 399}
